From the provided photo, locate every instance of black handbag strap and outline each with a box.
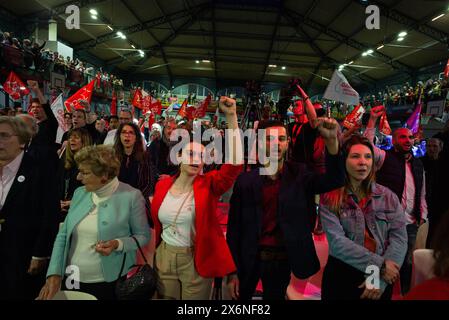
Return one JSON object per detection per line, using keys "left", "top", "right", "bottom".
{"left": 117, "top": 236, "right": 149, "bottom": 278}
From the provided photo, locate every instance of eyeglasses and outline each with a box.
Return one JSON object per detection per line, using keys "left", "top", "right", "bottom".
{"left": 0, "top": 132, "right": 18, "bottom": 140}
{"left": 77, "top": 171, "right": 93, "bottom": 177}
{"left": 121, "top": 131, "right": 136, "bottom": 136}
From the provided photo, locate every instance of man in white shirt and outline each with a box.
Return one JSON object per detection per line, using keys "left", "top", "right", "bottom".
{"left": 103, "top": 109, "right": 147, "bottom": 148}
{"left": 364, "top": 106, "right": 427, "bottom": 295}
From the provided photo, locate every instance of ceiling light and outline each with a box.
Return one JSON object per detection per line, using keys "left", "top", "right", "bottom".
{"left": 107, "top": 25, "right": 113, "bottom": 31}
{"left": 366, "top": 49, "right": 373, "bottom": 54}
{"left": 202, "top": 59, "right": 211, "bottom": 63}
{"left": 89, "top": 9, "right": 98, "bottom": 15}
{"left": 116, "top": 31, "right": 123, "bottom": 37}
{"left": 268, "top": 64, "right": 277, "bottom": 68}
{"left": 377, "top": 44, "right": 384, "bottom": 50}
{"left": 195, "top": 60, "right": 200, "bottom": 64}
{"left": 121, "top": 35, "right": 126, "bottom": 39}
{"left": 432, "top": 14, "right": 445, "bottom": 21}
{"left": 362, "top": 52, "right": 368, "bottom": 56}
{"left": 397, "top": 37, "right": 404, "bottom": 41}
{"left": 281, "top": 66, "right": 286, "bottom": 70}
{"left": 131, "top": 44, "right": 136, "bottom": 49}
{"left": 347, "top": 61, "right": 354, "bottom": 65}
{"left": 91, "top": 15, "right": 97, "bottom": 20}
{"left": 398, "top": 31, "right": 407, "bottom": 37}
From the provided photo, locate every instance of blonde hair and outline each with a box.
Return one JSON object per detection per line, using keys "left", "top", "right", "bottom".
{"left": 65, "top": 128, "right": 93, "bottom": 170}
{"left": 75, "top": 145, "right": 120, "bottom": 179}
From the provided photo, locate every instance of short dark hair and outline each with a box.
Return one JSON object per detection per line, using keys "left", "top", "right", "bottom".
{"left": 31, "top": 98, "right": 41, "bottom": 105}
{"left": 109, "top": 115, "right": 119, "bottom": 121}
{"left": 257, "top": 120, "right": 288, "bottom": 136}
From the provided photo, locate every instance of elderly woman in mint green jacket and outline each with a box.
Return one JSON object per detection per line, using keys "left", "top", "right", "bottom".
{"left": 37, "top": 145, "right": 150, "bottom": 300}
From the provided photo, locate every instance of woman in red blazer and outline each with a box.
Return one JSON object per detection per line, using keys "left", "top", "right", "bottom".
{"left": 151, "top": 97, "right": 242, "bottom": 300}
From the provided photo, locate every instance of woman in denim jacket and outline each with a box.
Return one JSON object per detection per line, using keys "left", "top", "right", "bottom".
{"left": 320, "top": 135, "right": 407, "bottom": 300}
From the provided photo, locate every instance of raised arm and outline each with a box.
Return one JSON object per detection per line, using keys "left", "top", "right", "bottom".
{"left": 210, "top": 97, "right": 243, "bottom": 196}
{"left": 296, "top": 84, "right": 317, "bottom": 128}
{"left": 363, "top": 105, "right": 386, "bottom": 170}
{"left": 306, "top": 117, "right": 345, "bottom": 194}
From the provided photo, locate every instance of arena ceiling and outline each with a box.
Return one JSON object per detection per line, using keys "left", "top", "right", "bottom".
{"left": 2, "top": 0, "right": 449, "bottom": 89}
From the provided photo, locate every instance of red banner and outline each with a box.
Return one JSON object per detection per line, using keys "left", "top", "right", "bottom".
{"left": 342, "top": 104, "right": 365, "bottom": 130}
{"left": 111, "top": 90, "right": 117, "bottom": 116}
{"left": 64, "top": 80, "right": 95, "bottom": 112}
{"left": 2, "top": 71, "right": 30, "bottom": 100}
{"left": 379, "top": 111, "right": 392, "bottom": 135}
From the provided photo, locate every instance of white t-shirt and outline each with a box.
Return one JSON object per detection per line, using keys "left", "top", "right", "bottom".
{"left": 159, "top": 191, "right": 195, "bottom": 247}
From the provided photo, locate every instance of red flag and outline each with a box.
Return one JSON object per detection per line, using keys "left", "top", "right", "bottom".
{"left": 343, "top": 104, "right": 365, "bottom": 130}
{"left": 132, "top": 88, "right": 143, "bottom": 109}
{"left": 379, "top": 110, "right": 392, "bottom": 135}
{"left": 111, "top": 90, "right": 117, "bottom": 116}
{"left": 178, "top": 99, "right": 188, "bottom": 118}
{"left": 444, "top": 58, "right": 449, "bottom": 79}
{"left": 193, "top": 94, "right": 211, "bottom": 118}
{"left": 150, "top": 99, "right": 162, "bottom": 115}
{"left": 64, "top": 80, "right": 95, "bottom": 112}
{"left": 3, "top": 71, "right": 30, "bottom": 100}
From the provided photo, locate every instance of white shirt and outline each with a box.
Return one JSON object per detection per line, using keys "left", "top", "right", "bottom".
{"left": 68, "top": 178, "right": 121, "bottom": 283}
{"left": 103, "top": 129, "right": 147, "bottom": 150}
{"left": 402, "top": 162, "right": 428, "bottom": 224}
{"left": 0, "top": 151, "right": 24, "bottom": 210}
{"left": 159, "top": 191, "right": 195, "bottom": 247}
{"left": 364, "top": 127, "right": 428, "bottom": 224}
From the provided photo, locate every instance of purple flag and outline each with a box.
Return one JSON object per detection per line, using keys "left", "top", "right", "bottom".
{"left": 406, "top": 103, "right": 422, "bottom": 134}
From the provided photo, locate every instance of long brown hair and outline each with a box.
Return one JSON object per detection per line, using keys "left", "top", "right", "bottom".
{"left": 65, "top": 128, "right": 92, "bottom": 170}
{"left": 114, "top": 122, "right": 144, "bottom": 163}
{"left": 321, "top": 134, "right": 376, "bottom": 215}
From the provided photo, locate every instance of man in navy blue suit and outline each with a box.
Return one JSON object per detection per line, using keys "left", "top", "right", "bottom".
{"left": 227, "top": 118, "right": 345, "bottom": 300}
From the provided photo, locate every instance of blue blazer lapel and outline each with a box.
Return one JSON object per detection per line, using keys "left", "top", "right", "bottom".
{"left": 65, "top": 193, "right": 94, "bottom": 235}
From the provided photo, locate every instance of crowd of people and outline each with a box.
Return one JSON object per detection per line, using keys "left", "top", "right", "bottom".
{"left": 0, "top": 76, "right": 449, "bottom": 302}
{"left": 0, "top": 30, "right": 124, "bottom": 90}
{"left": 361, "top": 77, "right": 449, "bottom": 107}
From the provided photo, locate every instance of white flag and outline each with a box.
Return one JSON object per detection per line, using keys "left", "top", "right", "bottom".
{"left": 323, "top": 70, "right": 360, "bottom": 106}
{"left": 51, "top": 94, "right": 68, "bottom": 143}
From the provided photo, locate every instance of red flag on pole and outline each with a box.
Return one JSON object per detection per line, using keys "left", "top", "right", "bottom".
{"left": 132, "top": 88, "right": 143, "bottom": 109}
{"left": 444, "top": 58, "right": 449, "bottom": 79}
{"left": 193, "top": 94, "right": 212, "bottom": 118}
{"left": 178, "top": 98, "right": 188, "bottom": 118}
{"left": 151, "top": 99, "right": 162, "bottom": 116}
{"left": 64, "top": 79, "right": 95, "bottom": 112}
{"left": 111, "top": 90, "right": 117, "bottom": 116}
{"left": 2, "top": 71, "right": 30, "bottom": 100}
{"left": 379, "top": 110, "right": 392, "bottom": 135}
